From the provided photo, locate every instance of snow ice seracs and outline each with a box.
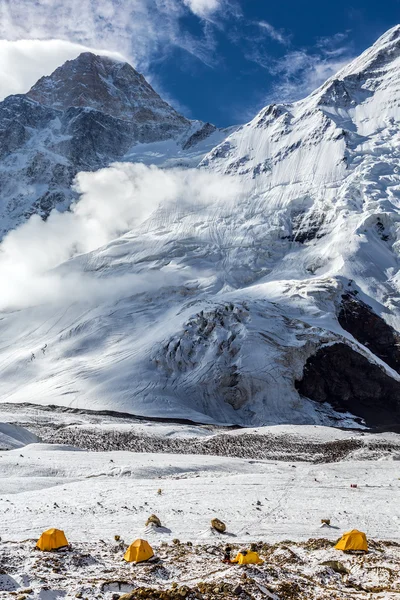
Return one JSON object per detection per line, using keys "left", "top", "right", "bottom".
{"left": 2, "top": 28, "right": 400, "bottom": 426}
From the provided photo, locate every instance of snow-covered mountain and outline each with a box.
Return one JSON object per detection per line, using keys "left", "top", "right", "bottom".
{"left": 1, "top": 28, "right": 400, "bottom": 429}
{"left": 0, "top": 52, "right": 230, "bottom": 236}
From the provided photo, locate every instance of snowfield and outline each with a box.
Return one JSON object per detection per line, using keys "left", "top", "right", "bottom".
{"left": 0, "top": 422, "right": 39, "bottom": 450}
{"left": 2, "top": 446, "right": 400, "bottom": 543}
{"left": 1, "top": 439, "right": 400, "bottom": 598}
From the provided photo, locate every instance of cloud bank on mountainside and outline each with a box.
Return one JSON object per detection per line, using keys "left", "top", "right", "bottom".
{"left": 0, "top": 164, "right": 244, "bottom": 309}
{"left": 0, "top": 39, "right": 125, "bottom": 100}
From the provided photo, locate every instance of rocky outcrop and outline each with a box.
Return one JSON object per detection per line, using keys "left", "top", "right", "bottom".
{"left": 27, "top": 52, "right": 189, "bottom": 127}
{"left": 338, "top": 293, "right": 400, "bottom": 374}
{"left": 295, "top": 343, "right": 400, "bottom": 428}
{"left": 182, "top": 122, "right": 216, "bottom": 150}
{"left": 211, "top": 518, "right": 226, "bottom": 533}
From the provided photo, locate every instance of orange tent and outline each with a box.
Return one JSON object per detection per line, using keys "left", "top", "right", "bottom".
{"left": 335, "top": 530, "right": 368, "bottom": 552}
{"left": 36, "top": 528, "right": 68, "bottom": 551}
{"left": 124, "top": 539, "right": 154, "bottom": 563}
{"left": 231, "top": 550, "right": 264, "bottom": 565}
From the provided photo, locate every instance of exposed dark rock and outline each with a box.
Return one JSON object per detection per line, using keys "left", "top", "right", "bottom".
{"left": 286, "top": 210, "right": 326, "bottom": 243}
{"left": 27, "top": 52, "right": 189, "bottom": 127}
{"left": 28, "top": 418, "right": 376, "bottom": 462}
{"left": 338, "top": 293, "right": 400, "bottom": 374}
{"left": 182, "top": 122, "right": 216, "bottom": 150}
{"left": 295, "top": 342, "right": 400, "bottom": 428}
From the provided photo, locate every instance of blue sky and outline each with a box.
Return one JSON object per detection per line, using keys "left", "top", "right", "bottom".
{"left": 152, "top": 0, "right": 400, "bottom": 125}
{"left": 1, "top": 0, "right": 400, "bottom": 126}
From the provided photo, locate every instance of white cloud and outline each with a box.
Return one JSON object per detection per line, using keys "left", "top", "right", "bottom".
{"left": 0, "top": 0, "right": 220, "bottom": 73}
{"left": 0, "top": 163, "right": 244, "bottom": 309}
{"left": 257, "top": 21, "right": 288, "bottom": 45}
{"left": 0, "top": 39, "right": 125, "bottom": 101}
{"left": 183, "top": 0, "right": 221, "bottom": 18}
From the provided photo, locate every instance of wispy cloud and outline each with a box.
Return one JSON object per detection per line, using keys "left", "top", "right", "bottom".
{"left": 257, "top": 31, "right": 355, "bottom": 104}
{"left": 316, "top": 31, "right": 352, "bottom": 54}
{"left": 257, "top": 21, "right": 289, "bottom": 45}
{"left": 0, "top": 0, "right": 223, "bottom": 72}
{"left": 268, "top": 50, "right": 353, "bottom": 102}
{"left": 235, "top": 29, "right": 356, "bottom": 122}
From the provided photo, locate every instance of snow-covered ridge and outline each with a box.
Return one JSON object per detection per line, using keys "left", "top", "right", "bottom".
{"left": 0, "top": 423, "right": 39, "bottom": 450}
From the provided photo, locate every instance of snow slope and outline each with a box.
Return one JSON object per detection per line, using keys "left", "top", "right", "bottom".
{"left": 1, "top": 446, "right": 400, "bottom": 542}
{"left": 2, "top": 28, "right": 400, "bottom": 426}
{"left": 0, "top": 423, "right": 39, "bottom": 450}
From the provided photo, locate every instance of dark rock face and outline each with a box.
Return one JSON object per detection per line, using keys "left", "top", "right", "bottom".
{"left": 295, "top": 343, "right": 400, "bottom": 428}
{"left": 0, "top": 96, "right": 58, "bottom": 159}
{"left": 59, "top": 108, "right": 139, "bottom": 169}
{"left": 286, "top": 210, "right": 326, "bottom": 243}
{"left": 183, "top": 122, "right": 216, "bottom": 150}
{"left": 26, "top": 52, "right": 189, "bottom": 127}
{"left": 338, "top": 293, "right": 400, "bottom": 374}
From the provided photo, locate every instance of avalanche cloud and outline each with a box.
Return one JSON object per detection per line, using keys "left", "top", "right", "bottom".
{"left": 0, "top": 164, "right": 244, "bottom": 309}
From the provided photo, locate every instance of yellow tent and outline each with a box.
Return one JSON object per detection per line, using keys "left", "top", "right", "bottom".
{"left": 124, "top": 539, "right": 154, "bottom": 563}
{"left": 231, "top": 550, "right": 264, "bottom": 565}
{"left": 335, "top": 529, "right": 368, "bottom": 552}
{"left": 36, "top": 528, "right": 68, "bottom": 551}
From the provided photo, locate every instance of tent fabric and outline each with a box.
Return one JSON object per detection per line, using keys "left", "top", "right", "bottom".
{"left": 124, "top": 539, "right": 154, "bottom": 563}
{"left": 36, "top": 528, "right": 68, "bottom": 551}
{"left": 335, "top": 529, "right": 368, "bottom": 552}
{"left": 231, "top": 551, "right": 264, "bottom": 565}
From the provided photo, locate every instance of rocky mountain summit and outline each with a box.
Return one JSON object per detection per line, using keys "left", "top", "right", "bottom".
{"left": 0, "top": 53, "right": 223, "bottom": 236}
{"left": 26, "top": 52, "right": 189, "bottom": 126}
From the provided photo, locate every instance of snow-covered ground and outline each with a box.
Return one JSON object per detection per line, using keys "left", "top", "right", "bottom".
{"left": 0, "top": 422, "right": 39, "bottom": 450}
{"left": 1, "top": 408, "right": 400, "bottom": 598}
{"left": 2, "top": 446, "right": 400, "bottom": 543}
{"left": 1, "top": 439, "right": 400, "bottom": 598}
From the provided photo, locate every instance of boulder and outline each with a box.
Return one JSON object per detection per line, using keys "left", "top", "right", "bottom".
{"left": 211, "top": 518, "right": 226, "bottom": 533}
{"left": 146, "top": 514, "right": 162, "bottom": 528}
{"left": 321, "top": 560, "right": 348, "bottom": 574}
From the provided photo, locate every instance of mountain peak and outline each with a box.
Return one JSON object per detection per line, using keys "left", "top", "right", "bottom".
{"left": 337, "top": 23, "right": 400, "bottom": 79}
{"left": 26, "top": 52, "right": 189, "bottom": 125}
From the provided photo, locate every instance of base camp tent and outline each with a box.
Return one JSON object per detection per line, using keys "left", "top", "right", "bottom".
{"left": 231, "top": 550, "right": 264, "bottom": 565}
{"left": 124, "top": 539, "right": 154, "bottom": 563}
{"left": 36, "top": 528, "right": 68, "bottom": 551}
{"left": 335, "top": 530, "right": 368, "bottom": 552}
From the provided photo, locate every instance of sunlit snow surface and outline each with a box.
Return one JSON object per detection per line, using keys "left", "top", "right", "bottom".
{"left": 1, "top": 423, "right": 400, "bottom": 542}
{"left": 0, "top": 419, "right": 400, "bottom": 598}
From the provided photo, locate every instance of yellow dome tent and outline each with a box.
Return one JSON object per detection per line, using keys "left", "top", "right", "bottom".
{"left": 124, "top": 539, "right": 154, "bottom": 563}
{"left": 231, "top": 550, "right": 264, "bottom": 565}
{"left": 335, "top": 529, "right": 368, "bottom": 552}
{"left": 36, "top": 528, "right": 68, "bottom": 551}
